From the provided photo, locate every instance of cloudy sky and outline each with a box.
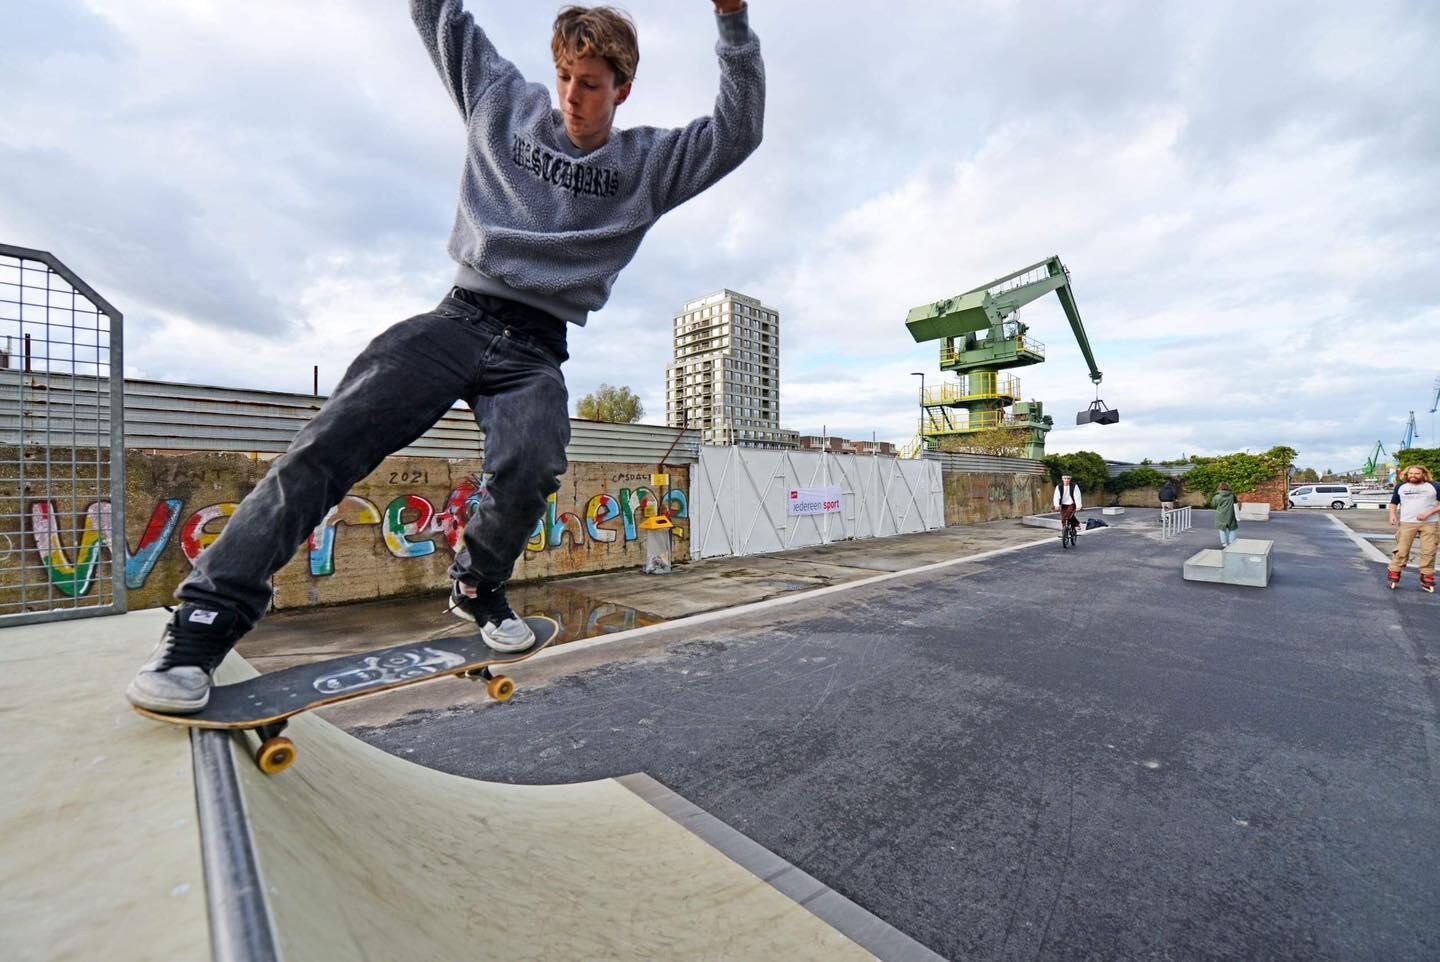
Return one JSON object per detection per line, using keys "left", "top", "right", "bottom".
{"left": 4, "top": 0, "right": 1437, "bottom": 472}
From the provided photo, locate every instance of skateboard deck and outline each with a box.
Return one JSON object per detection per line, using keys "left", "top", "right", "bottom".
{"left": 133, "top": 615, "right": 559, "bottom": 774}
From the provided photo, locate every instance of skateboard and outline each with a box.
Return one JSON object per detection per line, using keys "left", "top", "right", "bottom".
{"left": 133, "top": 616, "right": 559, "bottom": 775}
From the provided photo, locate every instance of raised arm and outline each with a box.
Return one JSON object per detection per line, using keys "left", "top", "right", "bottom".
{"left": 648, "top": 3, "right": 766, "bottom": 213}
{"left": 411, "top": 0, "right": 523, "bottom": 118}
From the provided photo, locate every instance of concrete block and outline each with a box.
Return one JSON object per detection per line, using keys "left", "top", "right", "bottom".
{"left": 1183, "top": 549, "right": 1226, "bottom": 583}
{"left": 1102, "top": 507, "right": 1125, "bottom": 516}
{"left": 1222, "top": 539, "right": 1273, "bottom": 587}
{"left": 1236, "top": 503, "right": 1270, "bottom": 521}
{"left": 1022, "top": 514, "right": 1062, "bottom": 530}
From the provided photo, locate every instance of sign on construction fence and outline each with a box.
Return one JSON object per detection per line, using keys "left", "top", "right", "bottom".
{"left": 788, "top": 485, "right": 843, "bottom": 517}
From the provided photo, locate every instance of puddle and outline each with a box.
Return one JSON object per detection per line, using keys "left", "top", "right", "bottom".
{"left": 505, "top": 581, "right": 669, "bottom": 646}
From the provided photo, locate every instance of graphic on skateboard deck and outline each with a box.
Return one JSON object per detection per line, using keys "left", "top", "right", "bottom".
{"left": 133, "top": 616, "right": 559, "bottom": 775}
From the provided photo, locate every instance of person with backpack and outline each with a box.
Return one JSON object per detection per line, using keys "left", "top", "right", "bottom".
{"left": 1159, "top": 478, "right": 1178, "bottom": 510}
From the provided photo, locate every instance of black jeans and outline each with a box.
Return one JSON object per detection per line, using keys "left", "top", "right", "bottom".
{"left": 179, "top": 290, "right": 570, "bottom": 630}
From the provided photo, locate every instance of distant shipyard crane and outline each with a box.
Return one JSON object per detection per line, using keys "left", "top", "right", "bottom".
{"left": 1399, "top": 411, "right": 1418, "bottom": 452}
{"left": 903, "top": 256, "right": 1114, "bottom": 459}
{"left": 1363, "top": 441, "right": 1389, "bottom": 481}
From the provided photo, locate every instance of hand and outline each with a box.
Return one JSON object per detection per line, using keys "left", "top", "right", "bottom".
{"left": 713, "top": 0, "right": 746, "bottom": 13}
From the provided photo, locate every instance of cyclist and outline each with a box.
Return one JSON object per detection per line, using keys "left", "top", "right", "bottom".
{"left": 1054, "top": 473, "right": 1082, "bottom": 542}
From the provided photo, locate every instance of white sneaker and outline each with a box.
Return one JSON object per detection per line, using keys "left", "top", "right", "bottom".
{"left": 447, "top": 582, "right": 535, "bottom": 653}
{"left": 124, "top": 604, "right": 243, "bottom": 714}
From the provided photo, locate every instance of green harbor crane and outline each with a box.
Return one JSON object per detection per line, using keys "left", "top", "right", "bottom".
{"left": 903, "top": 256, "right": 1114, "bottom": 459}
{"left": 1363, "top": 441, "right": 1389, "bottom": 481}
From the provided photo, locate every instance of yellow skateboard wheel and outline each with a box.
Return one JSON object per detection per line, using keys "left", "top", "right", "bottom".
{"left": 256, "top": 736, "right": 297, "bottom": 775}
{"left": 487, "top": 675, "right": 515, "bottom": 702}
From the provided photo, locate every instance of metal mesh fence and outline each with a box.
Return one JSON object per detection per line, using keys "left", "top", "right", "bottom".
{"left": 0, "top": 244, "right": 126, "bottom": 624}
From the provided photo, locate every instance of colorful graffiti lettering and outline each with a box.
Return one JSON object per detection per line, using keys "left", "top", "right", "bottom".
{"left": 24, "top": 478, "right": 690, "bottom": 599}
{"left": 309, "top": 496, "right": 383, "bottom": 576}
{"left": 30, "top": 501, "right": 110, "bottom": 597}
{"left": 384, "top": 495, "right": 437, "bottom": 559}
{"left": 29, "top": 498, "right": 184, "bottom": 595}
{"left": 182, "top": 503, "right": 237, "bottom": 564}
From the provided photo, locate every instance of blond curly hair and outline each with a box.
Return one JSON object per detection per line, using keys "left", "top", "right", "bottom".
{"left": 552, "top": 6, "right": 639, "bottom": 87}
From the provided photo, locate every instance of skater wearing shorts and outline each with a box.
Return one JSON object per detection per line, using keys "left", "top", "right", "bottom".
{"left": 128, "top": 0, "right": 765, "bottom": 713}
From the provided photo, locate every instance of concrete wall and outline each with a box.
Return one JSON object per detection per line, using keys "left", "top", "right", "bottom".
{"left": 942, "top": 471, "right": 1049, "bottom": 525}
{"left": 2, "top": 449, "right": 688, "bottom": 614}
{"left": 1114, "top": 486, "right": 1208, "bottom": 508}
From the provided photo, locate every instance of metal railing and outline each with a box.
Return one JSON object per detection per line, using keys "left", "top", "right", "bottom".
{"left": 922, "top": 374, "right": 1022, "bottom": 407}
{"left": 0, "top": 244, "right": 126, "bottom": 625}
{"left": 924, "top": 409, "right": 1030, "bottom": 435}
{"left": 1160, "top": 506, "right": 1192, "bottom": 540}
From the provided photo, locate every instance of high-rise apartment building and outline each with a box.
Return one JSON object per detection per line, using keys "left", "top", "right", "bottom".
{"left": 666, "top": 289, "right": 787, "bottom": 448}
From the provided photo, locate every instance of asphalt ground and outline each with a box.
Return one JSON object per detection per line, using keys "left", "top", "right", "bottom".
{"left": 359, "top": 511, "right": 1439, "bottom": 961}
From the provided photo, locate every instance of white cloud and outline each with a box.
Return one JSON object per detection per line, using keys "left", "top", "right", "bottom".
{"left": 3, "top": 0, "right": 1436, "bottom": 474}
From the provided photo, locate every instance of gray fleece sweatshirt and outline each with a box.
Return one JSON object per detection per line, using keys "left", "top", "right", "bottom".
{"left": 410, "top": 1, "right": 766, "bottom": 325}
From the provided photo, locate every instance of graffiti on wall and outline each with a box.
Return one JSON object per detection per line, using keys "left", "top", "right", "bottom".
{"left": 26, "top": 481, "right": 689, "bottom": 599}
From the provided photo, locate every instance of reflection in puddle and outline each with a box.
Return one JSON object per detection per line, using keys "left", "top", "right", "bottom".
{"left": 506, "top": 582, "right": 667, "bottom": 646}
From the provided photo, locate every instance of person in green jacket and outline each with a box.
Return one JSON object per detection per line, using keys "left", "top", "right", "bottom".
{"left": 1212, "top": 483, "right": 1240, "bottom": 547}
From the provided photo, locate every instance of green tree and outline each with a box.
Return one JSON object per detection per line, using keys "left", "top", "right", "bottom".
{"left": 576, "top": 383, "right": 644, "bottom": 423}
{"left": 1398, "top": 447, "right": 1440, "bottom": 478}
{"left": 1040, "top": 450, "right": 1109, "bottom": 496}
{"left": 1184, "top": 445, "right": 1296, "bottom": 497}
{"left": 936, "top": 427, "right": 1030, "bottom": 458}
{"left": 1292, "top": 467, "right": 1320, "bottom": 483}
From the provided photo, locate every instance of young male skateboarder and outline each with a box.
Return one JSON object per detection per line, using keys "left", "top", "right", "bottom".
{"left": 128, "top": 0, "right": 764, "bottom": 713}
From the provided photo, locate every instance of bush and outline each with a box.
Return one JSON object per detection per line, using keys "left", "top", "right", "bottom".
{"left": 1184, "top": 445, "right": 1296, "bottom": 497}
{"left": 1040, "top": 450, "right": 1109, "bottom": 497}
{"left": 1106, "top": 467, "right": 1170, "bottom": 497}
{"left": 1397, "top": 447, "right": 1440, "bottom": 479}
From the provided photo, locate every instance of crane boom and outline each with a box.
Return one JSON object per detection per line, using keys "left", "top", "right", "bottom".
{"left": 906, "top": 255, "right": 1103, "bottom": 384}
{"left": 1429, "top": 376, "right": 1439, "bottom": 413}
{"left": 1400, "top": 411, "right": 1418, "bottom": 451}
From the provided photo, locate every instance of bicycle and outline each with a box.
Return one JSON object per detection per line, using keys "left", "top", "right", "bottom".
{"left": 1060, "top": 514, "right": 1079, "bottom": 549}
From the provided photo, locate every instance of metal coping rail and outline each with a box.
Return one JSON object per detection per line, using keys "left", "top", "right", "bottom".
{"left": 191, "top": 729, "right": 280, "bottom": 962}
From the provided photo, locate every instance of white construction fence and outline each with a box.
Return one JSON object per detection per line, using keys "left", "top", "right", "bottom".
{"left": 691, "top": 447, "right": 945, "bottom": 560}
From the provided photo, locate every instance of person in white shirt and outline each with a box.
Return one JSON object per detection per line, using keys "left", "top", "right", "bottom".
{"left": 1053, "top": 473, "right": 1082, "bottom": 535}
{"left": 1388, "top": 464, "right": 1440, "bottom": 593}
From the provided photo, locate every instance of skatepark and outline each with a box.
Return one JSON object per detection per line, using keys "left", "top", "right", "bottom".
{"left": 7, "top": 508, "right": 1439, "bottom": 961}
{"left": 5, "top": 1, "right": 1439, "bottom": 955}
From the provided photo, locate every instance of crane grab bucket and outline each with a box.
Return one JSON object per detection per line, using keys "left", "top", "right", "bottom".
{"left": 1077, "top": 400, "right": 1120, "bottom": 426}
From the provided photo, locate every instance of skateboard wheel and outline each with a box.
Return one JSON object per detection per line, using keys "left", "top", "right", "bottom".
{"left": 487, "top": 675, "right": 515, "bottom": 702}
{"left": 256, "top": 737, "right": 297, "bottom": 775}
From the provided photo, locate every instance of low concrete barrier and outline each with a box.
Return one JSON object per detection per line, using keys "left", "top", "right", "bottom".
{"left": 1184, "top": 539, "right": 1273, "bottom": 588}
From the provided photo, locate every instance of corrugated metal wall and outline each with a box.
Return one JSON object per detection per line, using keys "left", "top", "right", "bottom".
{"left": 923, "top": 451, "right": 1047, "bottom": 475}
{"left": 2, "top": 374, "right": 699, "bottom": 464}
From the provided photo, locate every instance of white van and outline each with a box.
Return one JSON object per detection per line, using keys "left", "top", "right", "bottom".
{"left": 1287, "top": 484, "right": 1356, "bottom": 510}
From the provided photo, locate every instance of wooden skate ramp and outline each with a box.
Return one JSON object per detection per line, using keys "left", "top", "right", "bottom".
{"left": 219, "top": 654, "right": 884, "bottom": 961}
{"left": 5, "top": 611, "right": 937, "bottom": 961}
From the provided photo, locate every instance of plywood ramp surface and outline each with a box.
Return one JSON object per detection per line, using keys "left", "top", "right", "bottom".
{"left": 218, "top": 663, "right": 881, "bottom": 961}
{"left": 0, "top": 609, "right": 207, "bottom": 962}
